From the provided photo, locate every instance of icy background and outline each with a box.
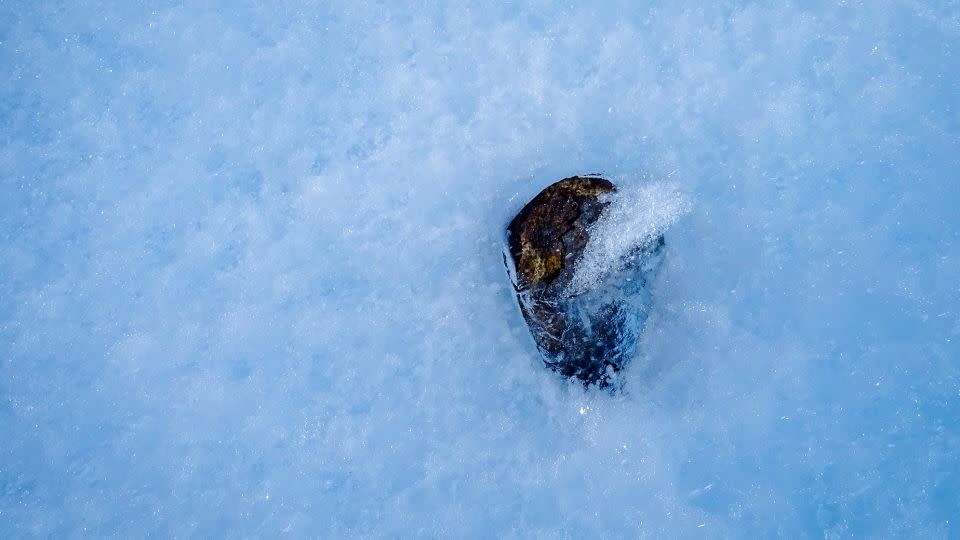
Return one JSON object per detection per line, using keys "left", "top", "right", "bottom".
{"left": 2, "top": 1, "right": 959, "bottom": 537}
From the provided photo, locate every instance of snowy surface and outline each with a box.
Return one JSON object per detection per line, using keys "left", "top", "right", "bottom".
{"left": 2, "top": 1, "right": 959, "bottom": 537}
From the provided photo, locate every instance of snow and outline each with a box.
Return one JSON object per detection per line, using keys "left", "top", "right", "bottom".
{"left": 2, "top": 1, "right": 959, "bottom": 537}
{"left": 567, "top": 182, "right": 687, "bottom": 296}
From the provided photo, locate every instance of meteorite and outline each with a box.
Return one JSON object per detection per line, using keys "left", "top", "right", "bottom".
{"left": 504, "top": 176, "right": 665, "bottom": 387}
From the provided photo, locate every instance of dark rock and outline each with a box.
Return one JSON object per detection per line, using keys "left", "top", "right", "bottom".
{"left": 504, "top": 176, "right": 664, "bottom": 387}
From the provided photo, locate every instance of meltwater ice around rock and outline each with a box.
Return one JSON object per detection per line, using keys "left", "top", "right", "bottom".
{"left": 504, "top": 176, "right": 682, "bottom": 387}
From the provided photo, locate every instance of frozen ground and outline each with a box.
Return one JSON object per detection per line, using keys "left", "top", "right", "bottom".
{"left": 2, "top": 1, "right": 959, "bottom": 537}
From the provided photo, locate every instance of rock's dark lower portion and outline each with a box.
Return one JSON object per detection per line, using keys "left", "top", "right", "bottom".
{"left": 505, "top": 176, "right": 664, "bottom": 387}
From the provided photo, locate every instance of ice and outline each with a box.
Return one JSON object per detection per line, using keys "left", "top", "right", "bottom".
{"left": 2, "top": 1, "right": 959, "bottom": 537}
{"left": 567, "top": 182, "right": 688, "bottom": 296}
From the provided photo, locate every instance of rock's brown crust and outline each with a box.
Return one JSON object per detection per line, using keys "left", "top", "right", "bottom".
{"left": 505, "top": 176, "right": 618, "bottom": 379}
{"left": 506, "top": 176, "right": 615, "bottom": 291}
{"left": 505, "top": 175, "right": 666, "bottom": 387}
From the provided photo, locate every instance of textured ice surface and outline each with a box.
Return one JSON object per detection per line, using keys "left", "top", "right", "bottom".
{"left": 2, "top": 1, "right": 959, "bottom": 537}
